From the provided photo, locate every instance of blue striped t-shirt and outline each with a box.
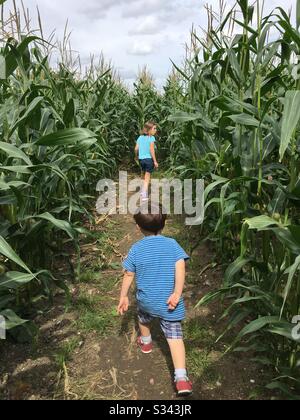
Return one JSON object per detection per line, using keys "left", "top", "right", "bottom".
{"left": 122, "top": 235, "right": 189, "bottom": 321}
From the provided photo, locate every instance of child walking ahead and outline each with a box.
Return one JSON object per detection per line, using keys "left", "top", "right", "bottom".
{"left": 117, "top": 202, "right": 193, "bottom": 396}
{"left": 135, "top": 121, "right": 158, "bottom": 201}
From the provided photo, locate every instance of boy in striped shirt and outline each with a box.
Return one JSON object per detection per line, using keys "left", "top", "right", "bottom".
{"left": 117, "top": 202, "right": 192, "bottom": 396}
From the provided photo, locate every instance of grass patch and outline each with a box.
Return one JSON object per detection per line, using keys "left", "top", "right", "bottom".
{"left": 77, "top": 308, "right": 118, "bottom": 335}
{"left": 184, "top": 318, "right": 216, "bottom": 347}
{"left": 74, "top": 293, "right": 105, "bottom": 311}
{"left": 184, "top": 318, "right": 219, "bottom": 381}
{"left": 99, "top": 275, "right": 120, "bottom": 292}
{"left": 79, "top": 270, "right": 99, "bottom": 283}
{"left": 55, "top": 337, "right": 81, "bottom": 370}
{"left": 186, "top": 348, "right": 212, "bottom": 378}
{"left": 78, "top": 266, "right": 121, "bottom": 291}
{"left": 74, "top": 292, "right": 119, "bottom": 336}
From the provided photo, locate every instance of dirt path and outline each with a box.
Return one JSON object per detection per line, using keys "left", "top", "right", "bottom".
{"left": 0, "top": 176, "right": 269, "bottom": 400}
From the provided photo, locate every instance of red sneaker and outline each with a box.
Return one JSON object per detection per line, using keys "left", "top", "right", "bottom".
{"left": 175, "top": 378, "right": 193, "bottom": 396}
{"left": 137, "top": 336, "right": 153, "bottom": 354}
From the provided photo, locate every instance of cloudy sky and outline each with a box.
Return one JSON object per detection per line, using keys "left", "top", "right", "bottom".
{"left": 3, "top": 0, "right": 296, "bottom": 87}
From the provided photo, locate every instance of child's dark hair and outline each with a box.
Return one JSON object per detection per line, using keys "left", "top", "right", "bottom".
{"left": 140, "top": 121, "right": 156, "bottom": 135}
{"left": 134, "top": 202, "right": 166, "bottom": 235}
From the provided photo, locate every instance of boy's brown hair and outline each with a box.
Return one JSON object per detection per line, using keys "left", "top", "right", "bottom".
{"left": 134, "top": 202, "right": 166, "bottom": 235}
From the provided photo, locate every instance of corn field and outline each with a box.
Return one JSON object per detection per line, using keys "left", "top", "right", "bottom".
{"left": 1, "top": 0, "right": 300, "bottom": 399}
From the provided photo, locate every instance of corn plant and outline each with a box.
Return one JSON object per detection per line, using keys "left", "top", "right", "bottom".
{"left": 0, "top": 6, "right": 134, "bottom": 338}
{"left": 166, "top": 0, "right": 300, "bottom": 398}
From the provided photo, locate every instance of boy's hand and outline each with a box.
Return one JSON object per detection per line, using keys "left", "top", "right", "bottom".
{"left": 118, "top": 296, "right": 129, "bottom": 315}
{"left": 154, "top": 161, "right": 159, "bottom": 169}
{"left": 167, "top": 293, "right": 180, "bottom": 310}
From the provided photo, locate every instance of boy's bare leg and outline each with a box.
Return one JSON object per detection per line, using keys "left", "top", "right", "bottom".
{"left": 167, "top": 339, "right": 186, "bottom": 369}
{"left": 139, "top": 322, "right": 151, "bottom": 337}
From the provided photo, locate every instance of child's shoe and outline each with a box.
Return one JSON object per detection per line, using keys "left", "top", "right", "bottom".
{"left": 137, "top": 336, "right": 153, "bottom": 354}
{"left": 175, "top": 377, "right": 193, "bottom": 396}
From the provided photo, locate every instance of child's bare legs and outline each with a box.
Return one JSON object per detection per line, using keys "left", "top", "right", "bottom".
{"left": 168, "top": 338, "right": 192, "bottom": 393}
{"left": 167, "top": 339, "right": 186, "bottom": 370}
{"left": 137, "top": 321, "right": 153, "bottom": 354}
{"left": 141, "top": 172, "right": 151, "bottom": 196}
{"left": 139, "top": 321, "right": 151, "bottom": 337}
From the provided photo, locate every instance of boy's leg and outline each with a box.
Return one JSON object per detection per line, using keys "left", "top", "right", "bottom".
{"left": 166, "top": 338, "right": 186, "bottom": 370}
{"left": 137, "top": 311, "right": 154, "bottom": 351}
{"left": 139, "top": 321, "right": 151, "bottom": 340}
{"left": 160, "top": 320, "right": 192, "bottom": 393}
{"left": 160, "top": 320, "right": 185, "bottom": 367}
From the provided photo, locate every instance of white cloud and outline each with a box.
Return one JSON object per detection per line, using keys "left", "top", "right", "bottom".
{"left": 78, "top": 8, "right": 107, "bottom": 20}
{"left": 129, "top": 16, "right": 161, "bottom": 35}
{"left": 127, "top": 41, "right": 155, "bottom": 56}
{"left": 77, "top": 0, "right": 138, "bottom": 20}
{"left": 122, "top": 0, "right": 169, "bottom": 18}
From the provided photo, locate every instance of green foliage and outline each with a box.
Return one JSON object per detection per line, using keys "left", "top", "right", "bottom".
{"left": 164, "top": 1, "right": 300, "bottom": 399}
{"left": 0, "top": 34, "right": 133, "bottom": 338}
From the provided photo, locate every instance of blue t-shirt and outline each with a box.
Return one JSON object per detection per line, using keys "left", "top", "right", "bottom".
{"left": 136, "top": 135, "right": 156, "bottom": 160}
{"left": 122, "top": 235, "right": 189, "bottom": 321}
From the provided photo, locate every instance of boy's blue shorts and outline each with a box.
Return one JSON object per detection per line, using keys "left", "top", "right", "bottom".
{"left": 139, "top": 158, "right": 154, "bottom": 173}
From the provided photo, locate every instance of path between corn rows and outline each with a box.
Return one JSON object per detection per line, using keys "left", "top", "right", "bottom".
{"left": 0, "top": 177, "right": 268, "bottom": 400}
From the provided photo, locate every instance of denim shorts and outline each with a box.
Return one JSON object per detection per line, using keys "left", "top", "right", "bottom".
{"left": 138, "top": 310, "right": 183, "bottom": 340}
{"left": 139, "top": 158, "right": 154, "bottom": 174}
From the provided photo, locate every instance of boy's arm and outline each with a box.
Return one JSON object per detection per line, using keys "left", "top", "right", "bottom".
{"left": 150, "top": 142, "right": 158, "bottom": 168}
{"left": 120, "top": 270, "right": 135, "bottom": 297}
{"left": 167, "top": 259, "right": 185, "bottom": 310}
{"left": 118, "top": 271, "right": 135, "bottom": 315}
